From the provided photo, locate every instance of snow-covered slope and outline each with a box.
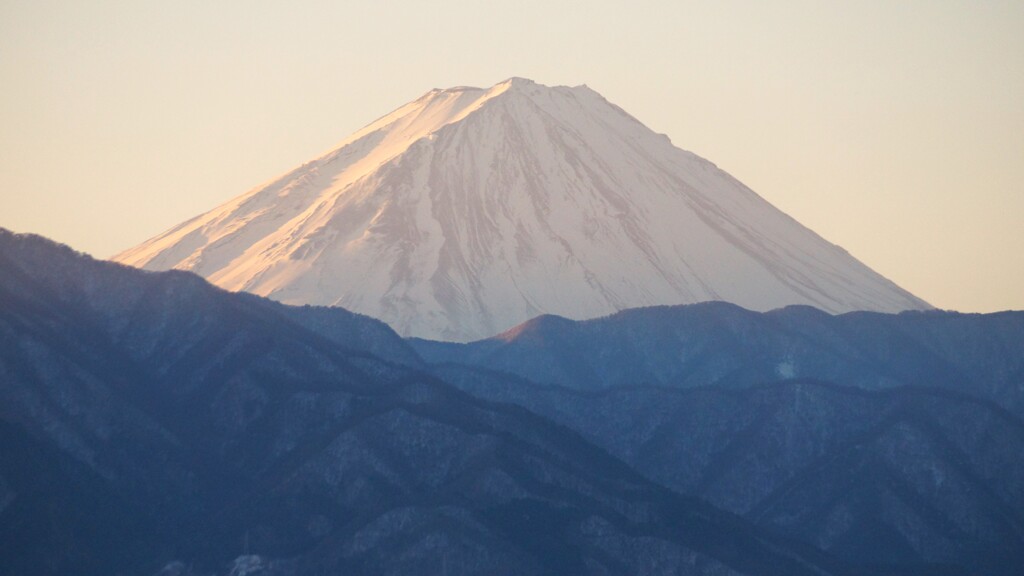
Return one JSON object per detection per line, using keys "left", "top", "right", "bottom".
{"left": 115, "top": 78, "right": 929, "bottom": 341}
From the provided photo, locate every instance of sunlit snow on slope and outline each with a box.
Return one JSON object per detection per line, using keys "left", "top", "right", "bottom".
{"left": 115, "top": 78, "right": 929, "bottom": 341}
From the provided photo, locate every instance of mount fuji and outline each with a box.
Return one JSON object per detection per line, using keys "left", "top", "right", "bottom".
{"left": 116, "top": 78, "right": 929, "bottom": 341}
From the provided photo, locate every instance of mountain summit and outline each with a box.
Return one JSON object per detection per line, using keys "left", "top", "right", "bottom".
{"left": 116, "top": 78, "right": 929, "bottom": 340}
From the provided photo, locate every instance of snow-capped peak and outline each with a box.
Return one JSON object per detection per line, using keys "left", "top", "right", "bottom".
{"left": 115, "top": 79, "right": 929, "bottom": 341}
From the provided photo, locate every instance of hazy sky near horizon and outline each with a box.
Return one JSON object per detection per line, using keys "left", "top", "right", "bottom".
{"left": 1, "top": 0, "right": 1022, "bottom": 312}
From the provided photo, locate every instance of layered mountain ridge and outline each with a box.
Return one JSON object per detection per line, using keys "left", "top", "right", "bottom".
{"left": 410, "top": 302, "right": 1024, "bottom": 415}
{"left": 116, "top": 78, "right": 928, "bottom": 341}
{"left": 3, "top": 228, "right": 875, "bottom": 576}
{"left": 414, "top": 307, "right": 1024, "bottom": 574}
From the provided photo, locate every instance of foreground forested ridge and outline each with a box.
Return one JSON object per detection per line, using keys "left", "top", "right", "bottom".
{"left": 2, "top": 228, "right": 923, "bottom": 576}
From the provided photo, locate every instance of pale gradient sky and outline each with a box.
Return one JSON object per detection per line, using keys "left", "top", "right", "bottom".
{"left": 1, "top": 0, "right": 1021, "bottom": 312}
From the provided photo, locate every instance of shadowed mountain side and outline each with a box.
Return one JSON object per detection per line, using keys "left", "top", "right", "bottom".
{"left": 410, "top": 302, "right": 1024, "bottom": 416}
{"left": 430, "top": 364, "right": 1024, "bottom": 575}
{"left": 0, "top": 228, "right": 907, "bottom": 576}
{"left": 266, "top": 301, "right": 423, "bottom": 369}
